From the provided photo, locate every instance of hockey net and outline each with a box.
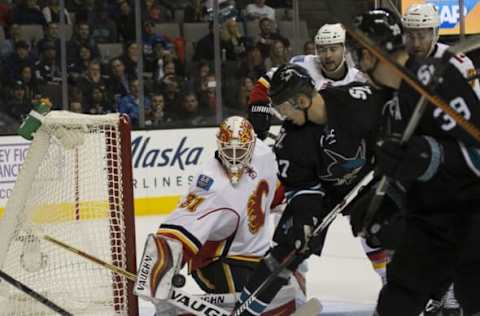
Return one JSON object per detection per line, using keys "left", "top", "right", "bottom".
{"left": 0, "top": 111, "right": 138, "bottom": 315}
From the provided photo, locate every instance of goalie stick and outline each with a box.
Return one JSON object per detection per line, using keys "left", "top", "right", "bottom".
{"left": 231, "top": 170, "right": 375, "bottom": 316}
{"left": 0, "top": 269, "right": 73, "bottom": 316}
{"left": 43, "top": 235, "right": 231, "bottom": 316}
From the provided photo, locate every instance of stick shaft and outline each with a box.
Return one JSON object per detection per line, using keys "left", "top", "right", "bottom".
{"left": 0, "top": 269, "right": 73, "bottom": 316}
{"left": 43, "top": 235, "right": 137, "bottom": 281}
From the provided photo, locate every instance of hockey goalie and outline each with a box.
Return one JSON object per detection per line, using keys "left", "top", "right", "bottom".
{"left": 134, "top": 116, "right": 298, "bottom": 315}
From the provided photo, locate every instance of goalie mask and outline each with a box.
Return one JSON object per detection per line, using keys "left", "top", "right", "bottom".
{"left": 217, "top": 116, "right": 256, "bottom": 185}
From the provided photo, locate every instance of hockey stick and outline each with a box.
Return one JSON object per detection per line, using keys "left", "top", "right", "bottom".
{"left": 362, "top": 39, "right": 480, "bottom": 234}
{"left": 231, "top": 170, "right": 375, "bottom": 316}
{"left": 325, "top": 0, "right": 480, "bottom": 143}
{"left": 0, "top": 269, "right": 73, "bottom": 316}
{"left": 43, "top": 235, "right": 231, "bottom": 316}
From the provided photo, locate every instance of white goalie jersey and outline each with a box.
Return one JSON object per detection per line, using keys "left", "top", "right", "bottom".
{"left": 157, "top": 139, "right": 278, "bottom": 272}
{"left": 289, "top": 54, "right": 366, "bottom": 90}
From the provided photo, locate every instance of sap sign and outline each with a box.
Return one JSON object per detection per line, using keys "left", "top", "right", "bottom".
{"left": 402, "top": 0, "right": 480, "bottom": 35}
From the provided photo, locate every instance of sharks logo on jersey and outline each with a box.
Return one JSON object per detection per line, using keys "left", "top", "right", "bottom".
{"left": 320, "top": 139, "right": 367, "bottom": 186}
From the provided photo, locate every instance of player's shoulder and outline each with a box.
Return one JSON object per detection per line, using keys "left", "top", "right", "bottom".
{"left": 289, "top": 55, "right": 306, "bottom": 64}
{"left": 190, "top": 159, "right": 228, "bottom": 195}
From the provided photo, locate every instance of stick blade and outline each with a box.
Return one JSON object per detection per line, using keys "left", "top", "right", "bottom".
{"left": 291, "top": 298, "right": 323, "bottom": 316}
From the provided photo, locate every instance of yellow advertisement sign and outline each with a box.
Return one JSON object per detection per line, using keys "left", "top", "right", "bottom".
{"left": 401, "top": 0, "right": 480, "bottom": 35}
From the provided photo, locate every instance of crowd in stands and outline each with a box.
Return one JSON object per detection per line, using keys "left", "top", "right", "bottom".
{"left": 0, "top": 0, "right": 309, "bottom": 132}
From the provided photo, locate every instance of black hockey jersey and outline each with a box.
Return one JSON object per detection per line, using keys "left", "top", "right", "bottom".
{"left": 319, "top": 83, "right": 392, "bottom": 201}
{"left": 273, "top": 121, "right": 325, "bottom": 200}
{"left": 394, "top": 57, "right": 480, "bottom": 211}
{"left": 273, "top": 82, "right": 391, "bottom": 205}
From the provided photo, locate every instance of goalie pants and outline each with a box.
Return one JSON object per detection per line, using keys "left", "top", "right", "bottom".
{"left": 192, "top": 258, "right": 259, "bottom": 294}
{"left": 376, "top": 210, "right": 480, "bottom": 316}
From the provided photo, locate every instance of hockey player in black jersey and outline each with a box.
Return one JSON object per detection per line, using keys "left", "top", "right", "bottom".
{"left": 348, "top": 8, "right": 480, "bottom": 316}
{"left": 235, "top": 63, "right": 393, "bottom": 315}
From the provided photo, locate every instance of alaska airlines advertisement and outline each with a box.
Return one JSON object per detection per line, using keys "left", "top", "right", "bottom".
{"left": 402, "top": 0, "right": 480, "bottom": 35}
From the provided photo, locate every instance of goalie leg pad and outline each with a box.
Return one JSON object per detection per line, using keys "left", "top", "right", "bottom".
{"left": 134, "top": 234, "right": 183, "bottom": 303}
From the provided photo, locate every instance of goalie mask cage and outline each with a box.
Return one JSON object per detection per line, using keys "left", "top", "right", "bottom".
{"left": 0, "top": 112, "right": 138, "bottom": 315}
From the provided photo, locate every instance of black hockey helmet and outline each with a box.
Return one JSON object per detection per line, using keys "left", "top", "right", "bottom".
{"left": 269, "top": 63, "right": 315, "bottom": 106}
{"left": 353, "top": 8, "right": 404, "bottom": 54}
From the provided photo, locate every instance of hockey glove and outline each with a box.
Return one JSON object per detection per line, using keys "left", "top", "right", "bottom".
{"left": 350, "top": 183, "right": 405, "bottom": 249}
{"left": 247, "top": 101, "right": 272, "bottom": 140}
{"left": 375, "top": 135, "right": 443, "bottom": 182}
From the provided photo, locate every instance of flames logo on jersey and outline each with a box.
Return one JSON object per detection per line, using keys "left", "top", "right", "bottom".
{"left": 247, "top": 180, "right": 269, "bottom": 234}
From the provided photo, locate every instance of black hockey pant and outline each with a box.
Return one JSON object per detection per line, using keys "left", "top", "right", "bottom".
{"left": 376, "top": 211, "right": 480, "bottom": 316}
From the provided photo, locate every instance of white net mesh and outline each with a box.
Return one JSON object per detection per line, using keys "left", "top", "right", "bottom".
{"left": 0, "top": 111, "right": 135, "bottom": 315}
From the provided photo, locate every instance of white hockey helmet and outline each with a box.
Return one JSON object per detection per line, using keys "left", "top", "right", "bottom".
{"left": 315, "top": 23, "right": 346, "bottom": 46}
{"left": 217, "top": 116, "right": 256, "bottom": 185}
{"left": 402, "top": 3, "right": 440, "bottom": 29}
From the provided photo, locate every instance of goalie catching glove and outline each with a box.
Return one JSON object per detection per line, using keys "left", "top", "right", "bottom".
{"left": 134, "top": 234, "right": 183, "bottom": 304}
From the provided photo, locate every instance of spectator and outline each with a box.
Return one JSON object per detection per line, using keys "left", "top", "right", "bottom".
{"left": 197, "top": 73, "right": 217, "bottom": 113}
{"left": 245, "top": 0, "right": 275, "bottom": 21}
{"left": 264, "top": 39, "right": 288, "bottom": 69}
{"left": 75, "top": 0, "right": 98, "bottom": 26}
{"left": 155, "top": 60, "right": 185, "bottom": 93}
{"left": 143, "top": 0, "right": 172, "bottom": 23}
{"left": 238, "top": 76, "right": 254, "bottom": 109}
{"left": 142, "top": 20, "right": 172, "bottom": 64}
{"left": 303, "top": 40, "right": 315, "bottom": 55}
{"left": 193, "top": 21, "right": 214, "bottom": 62}
{"left": 115, "top": 0, "right": 136, "bottom": 42}
{"left": 34, "top": 40, "right": 61, "bottom": 84}
{"left": 67, "top": 22, "right": 99, "bottom": 63}
{"left": 121, "top": 41, "right": 140, "bottom": 78}
{"left": 0, "top": 2, "right": 9, "bottom": 27}
{"left": 160, "top": 75, "right": 182, "bottom": 118}
{"left": 256, "top": 17, "right": 289, "bottom": 59}
{"left": 177, "top": 92, "right": 214, "bottom": 126}
{"left": 237, "top": 45, "right": 265, "bottom": 79}
{"left": 3, "top": 80, "right": 31, "bottom": 122}
{"left": 2, "top": 40, "right": 35, "bottom": 83}
{"left": 90, "top": 9, "right": 117, "bottom": 43}
{"left": 85, "top": 85, "right": 113, "bottom": 114}
{"left": 18, "top": 65, "right": 39, "bottom": 102}
{"left": 77, "top": 60, "right": 106, "bottom": 96}
{"left": 184, "top": 0, "right": 207, "bottom": 23}
{"left": 220, "top": 18, "right": 249, "bottom": 61}
{"left": 0, "top": 24, "right": 21, "bottom": 60}
{"left": 107, "top": 57, "right": 134, "bottom": 99}
{"left": 69, "top": 100, "right": 83, "bottom": 113}
{"left": 145, "top": 93, "right": 173, "bottom": 127}
{"left": 116, "top": 79, "right": 151, "bottom": 126}
{"left": 42, "top": 0, "right": 72, "bottom": 24}
{"left": 11, "top": 0, "right": 47, "bottom": 26}
{"left": 186, "top": 61, "right": 210, "bottom": 94}
{"left": 68, "top": 45, "right": 93, "bottom": 79}
{"left": 37, "top": 23, "right": 61, "bottom": 58}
